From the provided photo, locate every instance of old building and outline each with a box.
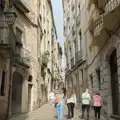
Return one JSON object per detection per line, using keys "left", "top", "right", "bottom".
{"left": 87, "top": 0, "right": 120, "bottom": 119}
{"left": 63, "top": 0, "right": 88, "bottom": 103}
{"left": 64, "top": 0, "right": 120, "bottom": 119}
{"left": 40, "top": 0, "right": 63, "bottom": 101}
{"left": 0, "top": 0, "right": 62, "bottom": 119}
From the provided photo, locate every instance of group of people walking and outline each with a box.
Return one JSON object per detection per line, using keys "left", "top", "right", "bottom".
{"left": 49, "top": 88, "right": 102, "bottom": 120}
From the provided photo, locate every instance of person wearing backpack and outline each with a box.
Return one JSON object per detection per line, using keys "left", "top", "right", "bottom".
{"left": 93, "top": 92, "right": 102, "bottom": 120}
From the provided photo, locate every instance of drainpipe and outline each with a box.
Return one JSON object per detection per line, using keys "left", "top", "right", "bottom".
{"left": 7, "top": 24, "right": 14, "bottom": 120}
{"left": 6, "top": 6, "right": 16, "bottom": 116}
{"left": 85, "top": 0, "right": 90, "bottom": 91}
{"left": 7, "top": 55, "right": 12, "bottom": 119}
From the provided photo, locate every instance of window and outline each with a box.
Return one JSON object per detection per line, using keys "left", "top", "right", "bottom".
{"left": 28, "top": 75, "right": 33, "bottom": 82}
{"left": 71, "top": 5, "right": 74, "bottom": 11}
{"left": 16, "top": 27, "right": 23, "bottom": 54}
{"left": 90, "top": 75, "right": 93, "bottom": 89}
{"left": 0, "top": 0, "right": 4, "bottom": 8}
{"left": 81, "top": 69, "right": 83, "bottom": 84}
{"left": 79, "top": 30, "right": 82, "bottom": 40}
{"left": 79, "top": 30, "right": 82, "bottom": 51}
{"left": 96, "top": 69, "right": 101, "bottom": 90}
{"left": 16, "top": 27, "right": 22, "bottom": 42}
{"left": 74, "top": 40, "right": 77, "bottom": 55}
{"left": 70, "top": 47, "right": 72, "bottom": 59}
{"left": 48, "top": 41, "right": 50, "bottom": 50}
{"left": 78, "top": 4, "right": 80, "bottom": 15}
{"left": 0, "top": 71, "right": 6, "bottom": 96}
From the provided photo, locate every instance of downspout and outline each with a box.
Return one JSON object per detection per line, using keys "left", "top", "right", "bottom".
{"left": 7, "top": 55, "right": 12, "bottom": 119}
{"left": 75, "top": 0, "right": 81, "bottom": 103}
{"left": 85, "top": 0, "right": 91, "bottom": 92}
{"left": 7, "top": 24, "right": 15, "bottom": 119}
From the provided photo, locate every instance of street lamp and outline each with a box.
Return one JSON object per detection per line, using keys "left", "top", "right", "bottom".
{"left": 4, "top": 5, "right": 17, "bottom": 119}
{"left": 4, "top": 5, "right": 17, "bottom": 50}
{"left": 4, "top": 6, "right": 17, "bottom": 25}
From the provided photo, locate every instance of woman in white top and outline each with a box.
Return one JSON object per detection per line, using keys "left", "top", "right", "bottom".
{"left": 66, "top": 88, "right": 77, "bottom": 120}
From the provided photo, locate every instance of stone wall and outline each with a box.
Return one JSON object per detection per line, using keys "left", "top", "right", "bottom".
{"left": 88, "top": 28, "right": 120, "bottom": 118}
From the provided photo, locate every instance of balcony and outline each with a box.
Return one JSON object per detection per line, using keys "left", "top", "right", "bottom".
{"left": 0, "top": 25, "right": 16, "bottom": 55}
{"left": 71, "top": 57, "right": 74, "bottom": 69}
{"left": 75, "top": 51, "right": 82, "bottom": 63}
{"left": 41, "top": 51, "right": 50, "bottom": 67}
{"left": 12, "top": 0, "right": 30, "bottom": 13}
{"left": 92, "top": 0, "right": 109, "bottom": 9}
{"left": 13, "top": 48, "right": 30, "bottom": 68}
{"left": 104, "top": 0, "right": 120, "bottom": 33}
{"left": 93, "top": 15, "right": 109, "bottom": 47}
{"left": 87, "top": 0, "right": 94, "bottom": 10}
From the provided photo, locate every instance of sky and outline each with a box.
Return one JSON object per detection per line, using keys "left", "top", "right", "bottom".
{"left": 52, "top": 0, "right": 65, "bottom": 68}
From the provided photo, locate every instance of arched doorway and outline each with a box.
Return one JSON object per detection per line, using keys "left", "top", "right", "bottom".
{"left": 110, "top": 49, "right": 120, "bottom": 115}
{"left": 11, "top": 72, "right": 23, "bottom": 115}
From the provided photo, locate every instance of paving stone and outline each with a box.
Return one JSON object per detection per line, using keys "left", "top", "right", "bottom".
{"left": 9, "top": 104, "right": 110, "bottom": 120}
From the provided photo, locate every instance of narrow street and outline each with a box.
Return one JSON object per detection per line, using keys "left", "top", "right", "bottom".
{"left": 9, "top": 104, "right": 111, "bottom": 120}
{"left": 0, "top": 0, "right": 120, "bottom": 119}
{"left": 9, "top": 104, "right": 80, "bottom": 120}
{"left": 10, "top": 104, "right": 110, "bottom": 120}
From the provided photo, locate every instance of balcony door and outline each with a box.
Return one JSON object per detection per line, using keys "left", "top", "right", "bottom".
{"left": 110, "top": 49, "right": 120, "bottom": 115}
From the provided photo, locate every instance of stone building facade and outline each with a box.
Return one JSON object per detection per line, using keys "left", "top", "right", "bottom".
{"left": 64, "top": 0, "right": 120, "bottom": 119}
{"left": 39, "top": 0, "right": 63, "bottom": 102}
{"left": 87, "top": 0, "right": 120, "bottom": 119}
{"left": 63, "top": 0, "right": 88, "bottom": 103}
{"left": 0, "top": 0, "right": 62, "bottom": 120}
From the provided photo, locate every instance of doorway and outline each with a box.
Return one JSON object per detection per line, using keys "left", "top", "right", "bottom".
{"left": 28, "top": 84, "right": 32, "bottom": 111}
{"left": 11, "top": 72, "right": 22, "bottom": 115}
{"left": 110, "top": 49, "right": 120, "bottom": 115}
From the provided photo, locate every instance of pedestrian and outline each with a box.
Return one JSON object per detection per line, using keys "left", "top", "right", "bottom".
{"left": 49, "top": 90, "right": 55, "bottom": 106}
{"left": 62, "top": 87, "right": 66, "bottom": 98}
{"left": 55, "top": 89, "right": 64, "bottom": 120}
{"left": 81, "top": 89, "right": 91, "bottom": 120}
{"left": 66, "top": 87, "right": 77, "bottom": 120}
{"left": 93, "top": 92, "right": 102, "bottom": 120}
{"left": 55, "top": 89, "right": 59, "bottom": 108}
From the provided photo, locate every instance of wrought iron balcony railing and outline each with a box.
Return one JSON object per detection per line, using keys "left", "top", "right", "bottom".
{"left": 93, "top": 15, "right": 104, "bottom": 37}
{"left": 42, "top": 51, "right": 50, "bottom": 67}
{"left": 0, "top": 25, "right": 16, "bottom": 53}
{"left": 105, "top": 0, "right": 120, "bottom": 14}
{"left": 92, "top": 0, "right": 110, "bottom": 9}
{"left": 13, "top": 48, "right": 30, "bottom": 68}
{"left": 92, "top": 15, "right": 109, "bottom": 46}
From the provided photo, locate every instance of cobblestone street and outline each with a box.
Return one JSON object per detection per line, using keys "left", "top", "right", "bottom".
{"left": 9, "top": 104, "right": 81, "bottom": 120}
{"left": 9, "top": 104, "right": 112, "bottom": 120}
